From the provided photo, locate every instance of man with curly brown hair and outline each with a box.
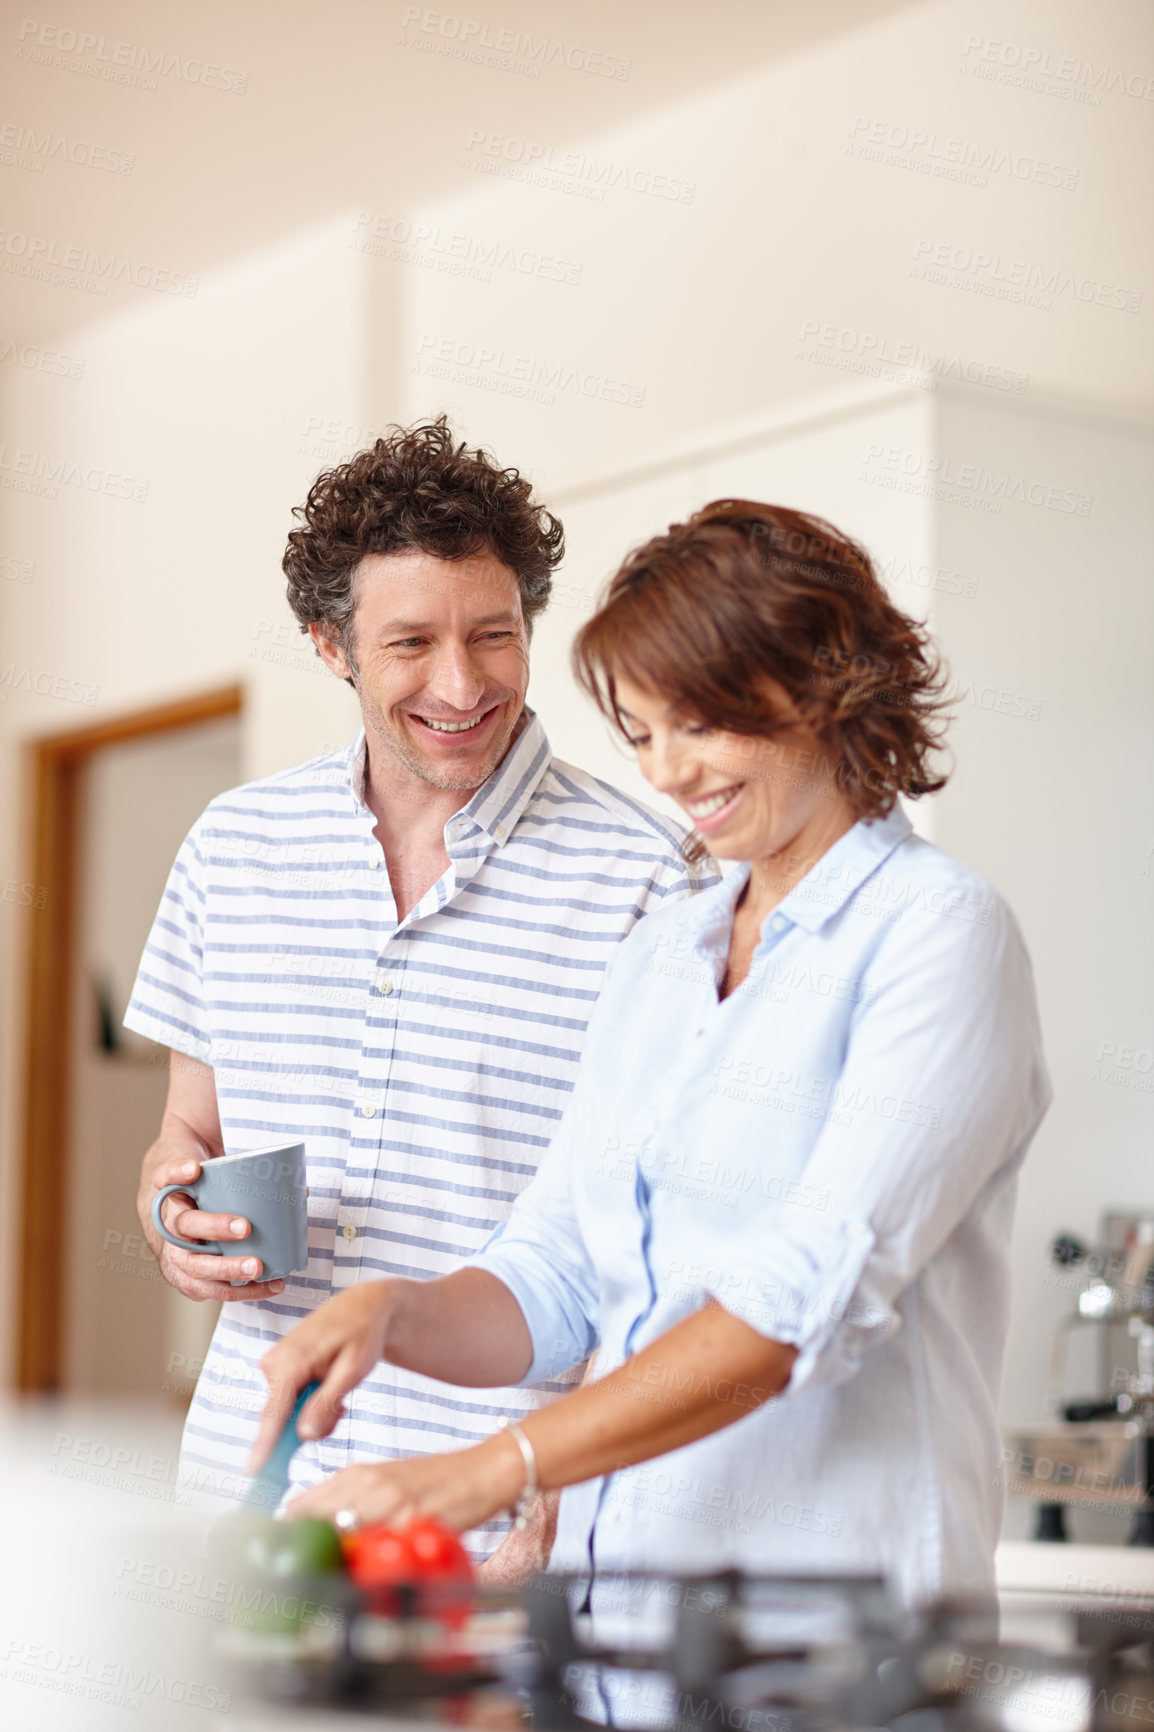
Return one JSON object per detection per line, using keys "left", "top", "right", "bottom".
{"left": 128, "top": 417, "right": 715, "bottom": 1580}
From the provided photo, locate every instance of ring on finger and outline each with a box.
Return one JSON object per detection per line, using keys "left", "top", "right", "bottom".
{"left": 334, "top": 1508, "right": 360, "bottom": 1534}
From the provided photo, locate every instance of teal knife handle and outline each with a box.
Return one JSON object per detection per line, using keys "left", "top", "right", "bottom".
{"left": 245, "top": 1378, "right": 321, "bottom": 1509}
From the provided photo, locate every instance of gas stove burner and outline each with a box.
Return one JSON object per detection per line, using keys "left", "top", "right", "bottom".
{"left": 217, "top": 1570, "right": 1154, "bottom": 1731}
{"left": 519, "top": 1573, "right": 961, "bottom": 1732}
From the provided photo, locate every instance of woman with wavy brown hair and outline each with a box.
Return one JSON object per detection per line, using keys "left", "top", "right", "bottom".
{"left": 251, "top": 500, "right": 1050, "bottom": 1606}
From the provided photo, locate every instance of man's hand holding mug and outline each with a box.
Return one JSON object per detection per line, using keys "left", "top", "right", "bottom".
{"left": 144, "top": 1142, "right": 308, "bottom": 1303}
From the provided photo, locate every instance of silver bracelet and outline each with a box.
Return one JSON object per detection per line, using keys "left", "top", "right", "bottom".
{"left": 497, "top": 1417, "right": 539, "bottom": 1529}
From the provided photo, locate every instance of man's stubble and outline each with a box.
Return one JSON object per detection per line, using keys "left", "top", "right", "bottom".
{"left": 349, "top": 657, "right": 522, "bottom": 794}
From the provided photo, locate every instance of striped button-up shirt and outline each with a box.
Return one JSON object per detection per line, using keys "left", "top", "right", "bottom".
{"left": 125, "top": 711, "right": 712, "bottom": 1549}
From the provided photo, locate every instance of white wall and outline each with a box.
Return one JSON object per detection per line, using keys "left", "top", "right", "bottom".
{"left": 2, "top": 0, "right": 1151, "bottom": 1434}
{"left": 394, "top": 0, "right": 1152, "bottom": 490}
{"left": 929, "top": 392, "right": 1154, "bottom": 1425}
{"left": 0, "top": 221, "right": 369, "bottom": 1383}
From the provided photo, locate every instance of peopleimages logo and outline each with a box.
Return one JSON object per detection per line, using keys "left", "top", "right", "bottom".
{"left": 861, "top": 443, "right": 1092, "bottom": 518}
{"left": 0, "top": 228, "right": 198, "bottom": 298}
{"left": 397, "top": 7, "right": 631, "bottom": 80}
{"left": 351, "top": 210, "right": 582, "bottom": 286}
{"left": 412, "top": 333, "right": 646, "bottom": 409}
{"left": 0, "top": 1641, "right": 231, "bottom": 1714}
{"left": 910, "top": 239, "right": 1142, "bottom": 314}
{"left": 464, "top": 129, "right": 695, "bottom": 203}
{"left": 0, "top": 119, "right": 135, "bottom": 174}
{"left": 0, "top": 336, "right": 84, "bottom": 378}
{"left": 0, "top": 664, "right": 100, "bottom": 705}
{"left": 795, "top": 320, "right": 1028, "bottom": 393}
{"left": 0, "top": 444, "right": 148, "bottom": 502}
{"left": 14, "top": 18, "right": 249, "bottom": 93}
{"left": 959, "top": 34, "right": 1154, "bottom": 103}
{"left": 847, "top": 116, "right": 1079, "bottom": 190}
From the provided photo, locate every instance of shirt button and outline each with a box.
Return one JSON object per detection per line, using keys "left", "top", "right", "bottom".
{"left": 494, "top": 821, "right": 506, "bottom": 839}
{"left": 361, "top": 1103, "right": 377, "bottom": 1119}
{"left": 375, "top": 978, "right": 394, "bottom": 996}
{"left": 368, "top": 856, "right": 382, "bottom": 871}
{"left": 849, "top": 1221, "right": 869, "bottom": 1238}
{"left": 341, "top": 1224, "right": 357, "bottom": 1240}
{"left": 771, "top": 914, "right": 787, "bottom": 931}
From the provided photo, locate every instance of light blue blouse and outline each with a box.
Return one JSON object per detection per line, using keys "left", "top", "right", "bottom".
{"left": 470, "top": 806, "right": 1051, "bottom": 1603}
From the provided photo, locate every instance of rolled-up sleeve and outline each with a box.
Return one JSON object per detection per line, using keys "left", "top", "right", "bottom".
{"left": 695, "top": 894, "right": 1050, "bottom": 1397}
{"left": 475, "top": 834, "right": 717, "bottom": 1381}
{"left": 466, "top": 942, "right": 636, "bottom": 1384}
{"left": 469, "top": 1097, "right": 601, "bottom": 1384}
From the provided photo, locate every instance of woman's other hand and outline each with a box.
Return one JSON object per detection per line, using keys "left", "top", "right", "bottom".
{"left": 284, "top": 1435, "right": 520, "bottom": 1534}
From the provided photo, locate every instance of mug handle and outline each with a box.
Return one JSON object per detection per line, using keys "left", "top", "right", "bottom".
{"left": 151, "top": 1183, "right": 221, "bottom": 1255}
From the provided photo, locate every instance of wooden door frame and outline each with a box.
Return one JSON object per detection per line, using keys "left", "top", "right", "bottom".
{"left": 16, "top": 683, "right": 243, "bottom": 1392}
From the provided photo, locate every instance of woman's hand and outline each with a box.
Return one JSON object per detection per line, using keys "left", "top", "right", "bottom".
{"left": 247, "top": 1279, "right": 399, "bottom": 1474}
{"left": 285, "top": 1435, "right": 521, "bottom": 1534}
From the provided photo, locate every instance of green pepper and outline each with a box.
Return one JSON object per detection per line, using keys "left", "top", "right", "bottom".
{"left": 211, "top": 1511, "right": 344, "bottom": 1633}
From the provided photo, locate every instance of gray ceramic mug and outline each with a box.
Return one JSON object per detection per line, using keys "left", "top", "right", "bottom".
{"left": 151, "top": 1141, "right": 308, "bottom": 1285}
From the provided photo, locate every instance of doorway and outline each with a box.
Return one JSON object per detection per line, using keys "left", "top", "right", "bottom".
{"left": 17, "top": 686, "right": 242, "bottom": 1397}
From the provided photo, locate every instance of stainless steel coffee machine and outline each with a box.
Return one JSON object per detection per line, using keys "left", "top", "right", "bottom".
{"left": 1003, "top": 1210, "right": 1154, "bottom": 1543}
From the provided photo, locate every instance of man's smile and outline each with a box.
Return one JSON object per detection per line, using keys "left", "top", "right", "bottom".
{"left": 408, "top": 702, "right": 502, "bottom": 738}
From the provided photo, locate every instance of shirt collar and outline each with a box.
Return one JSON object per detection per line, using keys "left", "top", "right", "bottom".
{"left": 683, "top": 804, "right": 915, "bottom": 956}
{"left": 342, "top": 707, "right": 552, "bottom": 850}
{"left": 455, "top": 707, "right": 551, "bottom": 846}
{"left": 345, "top": 732, "right": 370, "bottom": 807}
{"left": 775, "top": 803, "right": 913, "bottom": 932}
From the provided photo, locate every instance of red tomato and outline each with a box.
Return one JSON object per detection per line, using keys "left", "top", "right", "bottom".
{"left": 344, "top": 1518, "right": 473, "bottom": 1627}
{"left": 343, "top": 1523, "right": 414, "bottom": 1586}
{"left": 404, "top": 1517, "right": 473, "bottom": 1581}
{"left": 404, "top": 1518, "right": 474, "bottom": 1631}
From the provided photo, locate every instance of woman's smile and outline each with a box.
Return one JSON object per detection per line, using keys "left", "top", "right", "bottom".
{"left": 683, "top": 784, "right": 745, "bottom": 831}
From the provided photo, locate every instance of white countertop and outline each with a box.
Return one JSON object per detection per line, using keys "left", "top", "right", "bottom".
{"left": 997, "top": 1539, "right": 1154, "bottom": 1602}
